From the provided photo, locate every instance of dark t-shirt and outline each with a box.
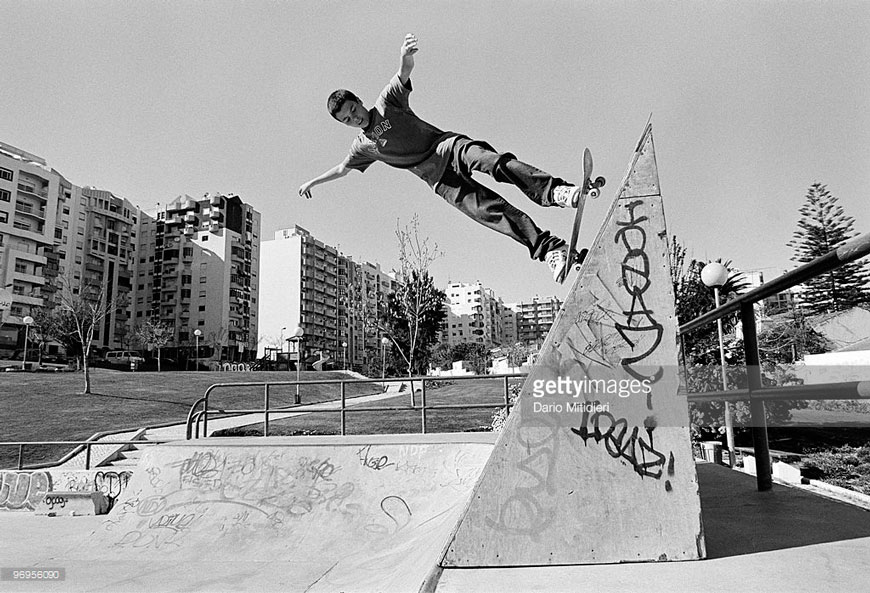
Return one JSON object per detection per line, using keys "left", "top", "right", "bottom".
{"left": 343, "top": 75, "right": 459, "bottom": 186}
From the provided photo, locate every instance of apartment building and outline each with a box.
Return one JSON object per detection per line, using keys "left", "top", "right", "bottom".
{"left": 742, "top": 269, "right": 799, "bottom": 315}
{"left": 64, "top": 187, "right": 139, "bottom": 348}
{"left": 140, "top": 193, "right": 261, "bottom": 360}
{"left": 259, "top": 225, "right": 397, "bottom": 373}
{"left": 442, "top": 281, "right": 509, "bottom": 348}
{"left": 511, "top": 295, "right": 563, "bottom": 345}
{"left": 0, "top": 142, "right": 63, "bottom": 354}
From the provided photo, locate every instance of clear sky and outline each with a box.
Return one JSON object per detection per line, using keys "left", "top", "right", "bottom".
{"left": 2, "top": 1, "right": 868, "bottom": 303}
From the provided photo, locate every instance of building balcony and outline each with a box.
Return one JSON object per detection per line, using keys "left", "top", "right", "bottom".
{"left": 14, "top": 202, "right": 46, "bottom": 221}
{"left": 17, "top": 184, "right": 48, "bottom": 200}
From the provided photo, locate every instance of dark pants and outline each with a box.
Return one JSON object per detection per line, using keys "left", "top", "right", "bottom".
{"left": 433, "top": 138, "right": 567, "bottom": 261}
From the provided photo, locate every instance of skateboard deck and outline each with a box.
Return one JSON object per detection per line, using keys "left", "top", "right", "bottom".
{"left": 557, "top": 147, "right": 605, "bottom": 284}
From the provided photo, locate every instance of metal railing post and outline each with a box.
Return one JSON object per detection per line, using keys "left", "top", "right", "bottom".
{"left": 263, "top": 383, "right": 270, "bottom": 437}
{"left": 409, "top": 378, "right": 415, "bottom": 408}
{"left": 17, "top": 445, "right": 24, "bottom": 470}
{"left": 742, "top": 301, "right": 772, "bottom": 491}
{"left": 340, "top": 381, "right": 347, "bottom": 435}
{"left": 503, "top": 375, "right": 510, "bottom": 414}
{"left": 203, "top": 393, "right": 209, "bottom": 438}
{"left": 85, "top": 443, "right": 92, "bottom": 470}
{"left": 421, "top": 378, "right": 427, "bottom": 434}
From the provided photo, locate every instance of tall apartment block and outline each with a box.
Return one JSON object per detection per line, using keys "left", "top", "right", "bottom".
{"left": 259, "top": 225, "right": 397, "bottom": 374}
{"left": 0, "top": 142, "right": 65, "bottom": 354}
{"left": 442, "top": 281, "right": 509, "bottom": 348}
{"left": 138, "top": 193, "right": 261, "bottom": 359}
{"left": 510, "top": 295, "right": 563, "bottom": 345}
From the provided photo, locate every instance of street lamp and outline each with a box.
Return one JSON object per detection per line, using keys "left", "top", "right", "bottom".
{"left": 701, "top": 262, "right": 735, "bottom": 467}
{"left": 194, "top": 329, "right": 202, "bottom": 371}
{"left": 342, "top": 341, "right": 348, "bottom": 371}
{"left": 381, "top": 336, "right": 390, "bottom": 379}
{"left": 291, "top": 326, "right": 304, "bottom": 404}
{"left": 22, "top": 316, "right": 34, "bottom": 370}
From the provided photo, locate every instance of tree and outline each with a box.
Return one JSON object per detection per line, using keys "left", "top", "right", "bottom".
{"left": 787, "top": 183, "right": 870, "bottom": 315}
{"left": 670, "top": 236, "right": 748, "bottom": 364}
{"left": 380, "top": 217, "right": 447, "bottom": 376}
{"left": 27, "top": 308, "right": 55, "bottom": 366}
{"left": 430, "top": 342, "right": 492, "bottom": 374}
{"left": 135, "top": 319, "right": 174, "bottom": 372}
{"left": 51, "top": 278, "right": 121, "bottom": 394}
{"left": 669, "top": 236, "right": 803, "bottom": 440}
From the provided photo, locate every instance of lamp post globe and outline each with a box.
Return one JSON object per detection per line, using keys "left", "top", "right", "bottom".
{"left": 194, "top": 329, "right": 202, "bottom": 371}
{"left": 701, "top": 262, "right": 729, "bottom": 288}
{"left": 700, "top": 261, "right": 736, "bottom": 467}
{"left": 292, "top": 327, "right": 304, "bottom": 403}
{"left": 22, "top": 315, "right": 34, "bottom": 370}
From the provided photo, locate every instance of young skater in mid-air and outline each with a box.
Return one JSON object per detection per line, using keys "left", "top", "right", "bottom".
{"left": 299, "top": 33, "right": 586, "bottom": 281}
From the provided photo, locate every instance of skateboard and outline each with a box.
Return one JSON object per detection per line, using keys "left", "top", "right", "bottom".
{"left": 557, "top": 147, "right": 605, "bottom": 284}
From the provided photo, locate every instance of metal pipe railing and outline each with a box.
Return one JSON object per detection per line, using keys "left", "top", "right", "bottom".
{"left": 678, "top": 230, "right": 870, "bottom": 492}
{"left": 679, "top": 232, "right": 870, "bottom": 336}
{"left": 185, "top": 374, "right": 524, "bottom": 440}
{"left": 0, "top": 440, "right": 173, "bottom": 470}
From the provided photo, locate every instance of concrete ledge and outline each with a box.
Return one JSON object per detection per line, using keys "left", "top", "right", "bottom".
{"left": 34, "top": 491, "right": 108, "bottom": 516}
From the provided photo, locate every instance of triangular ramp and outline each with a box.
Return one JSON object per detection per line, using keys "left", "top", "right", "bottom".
{"left": 441, "top": 121, "right": 706, "bottom": 567}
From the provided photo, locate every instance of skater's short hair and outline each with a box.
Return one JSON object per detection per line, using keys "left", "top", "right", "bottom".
{"left": 327, "top": 89, "right": 361, "bottom": 120}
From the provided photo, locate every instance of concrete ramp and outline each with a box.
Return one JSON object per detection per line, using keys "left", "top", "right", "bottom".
{"left": 72, "top": 435, "right": 494, "bottom": 592}
{"left": 441, "top": 122, "right": 706, "bottom": 567}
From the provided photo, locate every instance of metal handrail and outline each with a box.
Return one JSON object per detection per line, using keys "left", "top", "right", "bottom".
{"left": 0, "top": 440, "right": 173, "bottom": 471}
{"left": 678, "top": 230, "right": 870, "bottom": 492}
{"left": 679, "top": 231, "right": 870, "bottom": 336}
{"left": 185, "top": 373, "right": 525, "bottom": 440}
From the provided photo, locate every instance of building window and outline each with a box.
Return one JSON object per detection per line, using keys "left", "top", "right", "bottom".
{"left": 0, "top": 212, "right": 7, "bottom": 224}
{"left": 0, "top": 189, "right": 10, "bottom": 202}
{"left": 0, "top": 167, "right": 12, "bottom": 181}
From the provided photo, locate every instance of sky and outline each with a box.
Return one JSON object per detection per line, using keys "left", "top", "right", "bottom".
{"left": 2, "top": 1, "right": 868, "bottom": 304}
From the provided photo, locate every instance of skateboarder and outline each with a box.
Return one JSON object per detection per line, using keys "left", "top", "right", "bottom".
{"left": 298, "top": 33, "right": 585, "bottom": 281}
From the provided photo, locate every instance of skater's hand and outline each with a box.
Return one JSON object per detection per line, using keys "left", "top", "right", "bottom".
{"left": 401, "top": 33, "right": 418, "bottom": 57}
{"left": 298, "top": 183, "right": 313, "bottom": 199}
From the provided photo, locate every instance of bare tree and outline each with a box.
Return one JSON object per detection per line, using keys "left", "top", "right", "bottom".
{"left": 135, "top": 319, "right": 174, "bottom": 372}
{"left": 53, "top": 277, "right": 121, "bottom": 394}
{"left": 383, "top": 216, "right": 447, "bottom": 376}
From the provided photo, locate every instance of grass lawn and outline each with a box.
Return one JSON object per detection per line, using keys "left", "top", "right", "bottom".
{"left": 214, "top": 377, "right": 520, "bottom": 437}
{"left": 1, "top": 371, "right": 519, "bottom": 469}
{"left": 0, "top": 368, "right": 384, "bottom": 469}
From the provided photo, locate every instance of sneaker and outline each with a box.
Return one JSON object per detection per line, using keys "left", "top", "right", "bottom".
{"left": 545, "top": 246, "right": 568, "bottom": 281}
{"left": 551, "top": 184, "right": 582, "bottom": 208}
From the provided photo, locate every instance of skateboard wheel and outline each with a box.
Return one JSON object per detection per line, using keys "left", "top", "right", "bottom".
{"left": 589, "top": 188, "right": 600, "bottom": 199}
{"left": 594, "top": 176, "right": 606, "bottom": 187}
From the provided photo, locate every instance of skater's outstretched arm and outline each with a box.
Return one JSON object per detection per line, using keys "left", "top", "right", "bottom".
{"left": 298, "top": 158, "right": 351, "bottom": 199}
{"left": 398, "top": 33, "right": 418, "bottom": 85}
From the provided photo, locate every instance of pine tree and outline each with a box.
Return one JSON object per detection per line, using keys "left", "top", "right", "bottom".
{"left": 788, "top": 183, "right": 870, "bottom": 315}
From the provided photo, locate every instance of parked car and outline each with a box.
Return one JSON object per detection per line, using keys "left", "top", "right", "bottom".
{"left": 103, "top": 350, "right": 146, "bottom": 366}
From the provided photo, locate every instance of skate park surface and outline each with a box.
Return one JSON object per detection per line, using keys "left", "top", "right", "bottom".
{"left": 2, "top": 437, "right": 870, "bottom": 593}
